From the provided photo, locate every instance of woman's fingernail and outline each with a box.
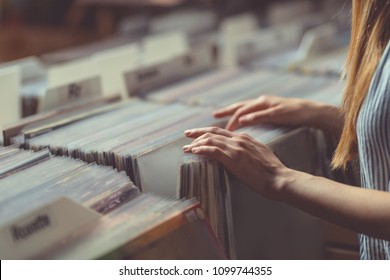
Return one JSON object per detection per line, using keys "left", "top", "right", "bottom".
{"left": 184, "top": 130, "right": 192, "bottom": 135}
{"left": 191, "top": 148, "right": 199, "bottom": 153}
{"left": 183, "top": 145, "right": 190, "bottom": 151}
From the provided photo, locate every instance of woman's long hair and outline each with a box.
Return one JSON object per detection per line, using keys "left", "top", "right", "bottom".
{"left": 332, "top": 0, "right": 390, "bottom": 169}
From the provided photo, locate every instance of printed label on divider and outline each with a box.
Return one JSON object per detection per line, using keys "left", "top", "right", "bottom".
{"left": 0, "top": 197, "right": 101, "bottom": 259}
{"left": 39, "top": 76, "right": 102, "bottom": 112}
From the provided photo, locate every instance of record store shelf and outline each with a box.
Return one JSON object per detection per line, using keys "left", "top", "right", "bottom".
{"left": 2, "top": 67, "right": 353, "bottom": 259}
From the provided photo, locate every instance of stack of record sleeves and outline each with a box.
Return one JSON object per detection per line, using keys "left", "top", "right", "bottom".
{"left": 179, "top": 154, "right": 235, "bottom": 259}
{"left": 0, "top": 146, "right": 224, "bottom": 260}
{"left": 0, "top": 147, "right": 140, "bottom": 227}
{"left": 10, "top": 100, "right": 223, "bottom": 193}
{"left": 146, "top": 68, "right": 343, "bottom": 108}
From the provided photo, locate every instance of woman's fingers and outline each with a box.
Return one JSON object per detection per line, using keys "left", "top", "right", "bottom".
{"left": 238, "top": 107, "right": 280, "bottom": 126}
{"left": 190, "top": 146, "right": 232, "bottom": 167}
{"left": 183, "top": 133, "right": 233, "bottom": 167}
{"left": 213, "top": 101, "right": 251, "bottom": 118}
{"left": 183, "top": 134, "right": 241, "bottom": 173}
{"left": 183, "top": 134, "right": 229, "bottom": 151}
{"left": 225, "top": 99, "right": 271, "bottom": 131}
{"left": 184, "top": 127, "right": 234, "bottom": 139}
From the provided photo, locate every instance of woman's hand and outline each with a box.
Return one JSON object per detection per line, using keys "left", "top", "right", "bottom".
{"left": 183, "top": 127, "right": 293, "bottom": 201}
{"left": 214, "top": 95, "right": 342, "bottom": 135}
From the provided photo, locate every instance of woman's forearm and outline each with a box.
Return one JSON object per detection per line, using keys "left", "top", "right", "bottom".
{"left": 278, "top": 168, "right": 390, "bottom": 240}
{"left": 303, "top": 101, "right": 344, "bottom": 137}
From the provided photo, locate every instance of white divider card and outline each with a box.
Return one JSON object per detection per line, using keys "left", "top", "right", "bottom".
{"left": 92, "top": 43, "right": 140, "bottom": 99}
{"left": 0, "top": 66, "right": 21, "bottom": 131}
{"left": 0, "top": 56, "right": 46, "bottom": 84}
{"left": 219, "top": 13, "right": 258, "bottom": 67}
{"left": 124, "top": 43, "right": 215, "bottom": 96}
{"left": 238, "top": 10, "right": 330, "bottom": 59}
{"left": 92, "top": 42, "right": 141, "bottom": 59}
{"left": 135, "top": 137, "right": 192, "bottom": 197}
{"left": 125, "top": 59, "right": 184, "bottom": 96}
{"left": 0, "top": 197, "right": 101, "bottom": 260}
{"left": 220, "top": 13, "right": 258, "bottom": 39}
{"left": 234, "top": 24, "right": 302, "bottom": 65}
{"left": 142, "top": 31, "right": 189, "bottom": 63}
{"left": 39, "top": 76, "right": 102, "bottom": 112}
{"left": 150, "top": 10, "right": 217, "bottom": 36}
{"left": 188, "top": 42, "right": 218, "bottom": 74}
{"left": 294, "top": 23, "right": 340, "bottom": 62}
{"left": 47, "top": 58, "right": 98, "bottom": 88}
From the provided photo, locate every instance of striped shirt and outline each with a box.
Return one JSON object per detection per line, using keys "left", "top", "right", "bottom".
{"left": 357, "top": 40, "right": 390, "bottom": 260}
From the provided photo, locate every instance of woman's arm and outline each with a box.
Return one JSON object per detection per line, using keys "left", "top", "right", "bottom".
{"left": 214, "top": 96, "right": 344, "bottom": 137}
{"left": 184, "top": 127, "right": 390, "bottom": 241}
{"left": 281, "top": 169, "right": 390, "bottom": 241}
